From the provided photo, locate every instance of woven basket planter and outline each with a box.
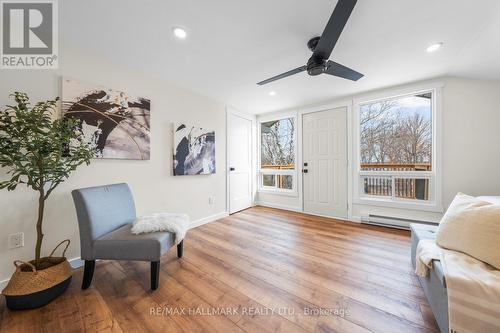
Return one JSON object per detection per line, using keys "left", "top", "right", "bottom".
{"left": 2, "top": 240, "right": 73, "bottom": 310}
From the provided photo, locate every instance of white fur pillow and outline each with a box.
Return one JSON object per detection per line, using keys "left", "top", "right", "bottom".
{"left": 436, "top": 193, "right": 500, "bottom": 269}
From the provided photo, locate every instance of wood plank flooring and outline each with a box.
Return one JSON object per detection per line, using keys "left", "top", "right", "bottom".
{"left": 0, "top": 206, "right": 439, "bottom": 332}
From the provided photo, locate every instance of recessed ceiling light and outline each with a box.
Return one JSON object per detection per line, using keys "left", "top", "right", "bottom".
{"left": 426, "top": 42, "right": 443, "bottom": 53}
{"left": 173, "top": 27, "right": 187, "bottom": 39}
{"left": 269, "top": 91, "right": 277, "bottom": 96}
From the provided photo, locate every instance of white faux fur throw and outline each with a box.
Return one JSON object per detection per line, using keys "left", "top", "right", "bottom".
{"left": 131, "top": 213, "right": 189, "bottom": 244}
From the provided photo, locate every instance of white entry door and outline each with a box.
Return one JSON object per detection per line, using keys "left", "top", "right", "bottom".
{"left": 303, "top": 108, "right": 348, "bottom": 218}
{"left": 228, "top": 112, "right": 253, "bottom": 214}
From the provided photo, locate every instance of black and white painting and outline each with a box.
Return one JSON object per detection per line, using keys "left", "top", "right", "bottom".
{"left": 173, "top": 124, "right": 215, "bottom": 175}
{"left": 62, "top": 78, "right": 150, "bottom": 160}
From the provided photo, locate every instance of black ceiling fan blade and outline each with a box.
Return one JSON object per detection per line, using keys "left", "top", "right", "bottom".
{"left": 313, "top": 0, "right": 358, "bottom": 60}
{"left": 325, "top": 60, "right": 363, "bottom": 81}
{"left": 257, "top": 65, "right": 307, "bottom": 85}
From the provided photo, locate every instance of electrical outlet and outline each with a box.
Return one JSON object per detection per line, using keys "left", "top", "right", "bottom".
{"left": 209, "top": 197, "right": 215, "bottom": 205}
{"left": 8, "top": 232, "right": 24, "bottom": 249}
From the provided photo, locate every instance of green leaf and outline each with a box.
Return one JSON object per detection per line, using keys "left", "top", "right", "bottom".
{"left": 0, "top": 92, "right": 95, "bottom": 194}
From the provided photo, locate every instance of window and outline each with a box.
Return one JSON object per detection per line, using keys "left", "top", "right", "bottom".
{"left": 355, "top": 89, "right": 439, "bottom": 209}
{"left": 259, "top": 117, "right": 296, "bottom": 193}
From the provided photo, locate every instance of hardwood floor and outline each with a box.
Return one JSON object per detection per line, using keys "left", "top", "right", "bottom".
{"left": 0, "top": 206, "right": 439, "bottom": 332}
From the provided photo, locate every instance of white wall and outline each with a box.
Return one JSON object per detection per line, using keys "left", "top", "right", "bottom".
{"left": 257, "top": 77, "right": 500, "bottom": 222}
{"left": 440, "top": 78, "right": 500, "bottom": 202}
{"left": 0, "top": 46, "right": 227, "bottom": 282}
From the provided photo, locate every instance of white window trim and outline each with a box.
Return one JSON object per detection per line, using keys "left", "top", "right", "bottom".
{"left": 352, "top": 83, "right": 443, "bottom": 213}
{"left": 257, "top": 112, "right": 298, "bottom": 197}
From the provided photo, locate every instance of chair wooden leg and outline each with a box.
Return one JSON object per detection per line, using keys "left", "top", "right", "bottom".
{"left": 151, "top": 261, "right": 160, "bottom": 290}
{"left": 82, "top": 260, "right": 95, "bottom": 290}
{"left": 177, "top": 240, "right": 184, "bottom": 258}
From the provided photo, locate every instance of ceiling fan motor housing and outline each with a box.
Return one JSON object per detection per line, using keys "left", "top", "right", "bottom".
{"left": 307, "top": 56, "right": 327, "bottom": 76}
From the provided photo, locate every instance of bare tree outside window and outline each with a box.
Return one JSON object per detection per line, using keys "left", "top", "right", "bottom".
{"left": 360, "top": 94, "right": 432, "bottom": 167}
{"left": 261, "top": 118, "right": 295, "bottom": 168}
{"left": 360, "top": 93, "right": 432, "bottom": 200}
{"left": 260, "top": 118, "right": 295, "bottom": 190}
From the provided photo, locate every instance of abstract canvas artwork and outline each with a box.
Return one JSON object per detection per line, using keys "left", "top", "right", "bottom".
{"left": 173, "top": 124, "right": 215, "bottom": 175}
{"left": 62, "top": 78, "right": 150, "bottom": 160}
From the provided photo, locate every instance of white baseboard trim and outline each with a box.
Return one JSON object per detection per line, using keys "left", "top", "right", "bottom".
{"left": 256, "top": 201, "right": 362, "bottom": 224}
{"left": 189, "top": 211, "right": 229, "bottom": 229}
{"left": 350, "top": 215, "right": 362, "bottom": 223}
{"left": 300, "top": 211, "right": 351, "bottom": 223}
{"left": 69, "top": 257, "right": 85, "bottom": 269}
{"left": 255, "top": 201, "right": 301, "bottom": 212}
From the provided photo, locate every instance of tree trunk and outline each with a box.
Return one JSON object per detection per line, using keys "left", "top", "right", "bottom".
{"left": 35, "top": 190, "right": 45, "bottom": 260}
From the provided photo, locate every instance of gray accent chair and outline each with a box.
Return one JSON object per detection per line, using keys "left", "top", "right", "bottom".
{"left": 410, "top": 223, "right": 448, "bottom": 333}
{"left": 71, "top": 183, "right": 183, "bottom": 290}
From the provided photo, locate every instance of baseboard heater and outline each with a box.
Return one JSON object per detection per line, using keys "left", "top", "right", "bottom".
{"left": 361, "top": 214, "right": 437, "bottom": 230}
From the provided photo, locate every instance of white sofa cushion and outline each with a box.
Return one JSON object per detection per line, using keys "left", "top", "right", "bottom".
{"left": 436, "top": 193, "right": 500, "bottom": 270}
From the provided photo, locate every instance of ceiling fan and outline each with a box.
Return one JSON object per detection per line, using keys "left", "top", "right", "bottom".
{"left": 257, "top": 0, "right": 363, "bottom": 86}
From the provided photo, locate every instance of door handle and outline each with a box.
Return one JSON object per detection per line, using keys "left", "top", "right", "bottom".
{"left": 229, "top": 167, "right": 235, "bottom": 171}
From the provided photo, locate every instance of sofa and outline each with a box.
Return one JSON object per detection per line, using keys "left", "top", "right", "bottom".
{"left": 410, "top": 223, "right": 448, "bottom": 333}
{"left": 410, "top": 196, "right": 500, "bottom": 333}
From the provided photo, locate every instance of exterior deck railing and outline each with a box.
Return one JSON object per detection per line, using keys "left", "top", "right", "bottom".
{"left": 360, "top": 163, "right": 431, "bottom": 172}
{"left": 260, "top": 163, "right": 431, "bottom": 200}
{"left": 261, "top": 164, "right": 295, "bottom": 170}
{"left": 360, "top": 163, "right": 431, "bottom": 200}
{"left": 261, "top": 164, "right": 295, "bottom": 189}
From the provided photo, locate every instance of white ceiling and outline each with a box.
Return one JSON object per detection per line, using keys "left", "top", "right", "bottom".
{"left": 60, "top": 0, "right": 500, "bottom": 114}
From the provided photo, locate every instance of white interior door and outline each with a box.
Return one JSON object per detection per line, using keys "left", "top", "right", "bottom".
{"left": 303, "top": 108, "right": 348, "bottom": 218}
{"left": 228, "top": 112, "right": 253, "bottom": 214}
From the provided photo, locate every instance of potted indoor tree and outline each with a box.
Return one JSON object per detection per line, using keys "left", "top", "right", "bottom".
{"left": 0, "top": 92, "right": 95, "bottom": 310}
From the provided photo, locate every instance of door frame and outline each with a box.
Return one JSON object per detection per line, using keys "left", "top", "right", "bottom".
{"left": 226, "top": 107, "right": 256, "bottom": 214}
{"left": 298, "top": 100, "right": 352, "bottom": 220}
